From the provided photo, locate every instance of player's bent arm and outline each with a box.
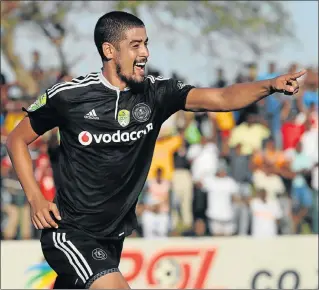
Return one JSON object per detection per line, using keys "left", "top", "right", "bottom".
{"left": 5, "top": 117, "right": 44, "bottom": 203}
{"left": 185, "top": 79, "right": 274, "bottom": 112}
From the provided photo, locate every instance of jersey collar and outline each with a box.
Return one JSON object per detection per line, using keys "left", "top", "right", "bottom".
{"left": 98, "top": 71, "right": 130, "bottom": 92}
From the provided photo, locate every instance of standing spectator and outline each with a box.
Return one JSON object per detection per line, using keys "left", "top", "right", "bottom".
{"left": 172, "top": 134, "right": 193, "bottom": 227}
{"left": 311, "top": 163, "right": 318, "bottom": 234}
{"left": 252, "top": 162, "right": 286, "bottom": 202}
{"left": 229, "top": 144, "right": 252, "bottom": 235}
{"left": 281, "top": 114, "right": 305, "bottom": 153}
{"left": 148, "top": 134, "right": 182, "bottom": 181}
{"left": 250, "top": 189, "right": 283, "bottom": 238}
{"left": 300, "top": 118, "right": 318, "bottom": 165}
{"left": 182, "top": 218, "right": 209, "bottom": 237}
{"left": 213, "top": 68, "right": 227, "bottom": 88}
{"left": 251, "top": 138, "right": 288, "bottom": 171}
{"left": 187, "top": 136, "right": 219, "bottom": 183}
{"left": 289, "top": 142, "right": 313, "bottom": 234}
{"left": 209, "top": 111, "right": 236, "bottom": 155}
{"left": 302, "top": 82, "right": 318, "bottom": 109}
{"left": 228, "top": 114, "right": 270, "bottom": 156}
{"left": 47, "top": 129, "right": 61, "bottom": 191}
{"left": 229, "top": 143, "right": 251, "bottom": 184}
{"left": 256, "top": 62, "right": 284, "bottom": 147}
{"left": 141, "top": 168, "right": 171, "bottom": 238}
{"left": 203, "top": 161, "right": 240, "bottom": 236}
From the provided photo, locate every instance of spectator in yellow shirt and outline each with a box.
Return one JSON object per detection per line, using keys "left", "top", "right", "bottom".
{"left": 148, "top": 134, "right": 182, "bottom": 181}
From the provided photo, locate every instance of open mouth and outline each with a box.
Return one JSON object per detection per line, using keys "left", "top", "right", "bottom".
{"left": 134, "top": 62, "right": 146, "bottom": 75}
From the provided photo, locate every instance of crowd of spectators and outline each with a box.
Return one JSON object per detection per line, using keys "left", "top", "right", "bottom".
{"left": 1, "top": 53, "right": 318, "bottom": 240}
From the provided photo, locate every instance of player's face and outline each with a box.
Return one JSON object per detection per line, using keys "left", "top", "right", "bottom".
{"left": 114, "top": 27, "right": 149, "bottom": 87}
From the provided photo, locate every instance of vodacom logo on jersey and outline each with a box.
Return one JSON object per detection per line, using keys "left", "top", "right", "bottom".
{"left": 78, "top": 123, "right": 153, "bottom": 146}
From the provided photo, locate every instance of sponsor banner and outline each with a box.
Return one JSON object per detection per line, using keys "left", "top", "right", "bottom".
{"left": 1, "top": 236, "right": 317, "bottom": 289}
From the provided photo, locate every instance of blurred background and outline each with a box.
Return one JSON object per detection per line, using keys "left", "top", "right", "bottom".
{"left": 1, "top": 1, "right": 318, "bottom": 289}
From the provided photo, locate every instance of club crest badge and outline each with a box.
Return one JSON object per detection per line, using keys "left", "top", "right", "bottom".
{"left": 132, "top": 103, "right": 151, "bottom": 123}
{"left": 117, "top": 109, "right": 130, "bottom": 127}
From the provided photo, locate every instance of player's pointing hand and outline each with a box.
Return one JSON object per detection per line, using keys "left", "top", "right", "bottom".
{"left": 30, "top": 196, "right": 62, "bottom": 229}
{"left": 270, "top": 69, "right": 307, "bottom": 95}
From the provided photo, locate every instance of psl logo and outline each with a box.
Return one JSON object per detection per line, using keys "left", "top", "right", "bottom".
{"left": 118, "top": 110, "right": 130, "bottom": 127}
{"left": 122, "top": 248, "right": 218, "bottom": 289}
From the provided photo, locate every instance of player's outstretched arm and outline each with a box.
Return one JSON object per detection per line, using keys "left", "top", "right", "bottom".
{"left": 185, "top": 69, "right": 307, "bottom": 112}
{"left": 6, "top": 117, "right": 61, "bottom": 229}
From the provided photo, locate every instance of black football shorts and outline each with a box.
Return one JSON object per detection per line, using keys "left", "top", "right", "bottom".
{"left": 40, "top": 228, "right": 124, "bottom": 289}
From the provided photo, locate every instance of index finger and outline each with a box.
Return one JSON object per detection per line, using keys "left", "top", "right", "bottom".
{"left": 290, "top": 69, "right": 307, "bottom": 80}
{"left": 43, "top": 210, "right": 59, "bottom": 228}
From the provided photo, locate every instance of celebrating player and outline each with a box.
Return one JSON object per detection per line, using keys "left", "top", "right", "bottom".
{"left": 6, "top": 11, "right": 306, "bottom": 289}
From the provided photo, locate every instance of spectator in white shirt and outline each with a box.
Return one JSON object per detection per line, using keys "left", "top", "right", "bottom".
{"left": 140, "top": 168, "right": 171, "bottom": 238}
{"left": 311, "top": 163, "right": 318, "bottom": 234}
{"left": 203, "top": 161, "right": 240, "bottom": 236}
{"left": 250, "top": 189, "right": 283, "bottom": 238}
{"left": 252, "top": 162, "right": 286, "bottom": 202}
{"left": 300, "top": 119, "right": 318, "bottom": 166}
{"left": 187, "top": 136, "right": 219, "bottom": 183}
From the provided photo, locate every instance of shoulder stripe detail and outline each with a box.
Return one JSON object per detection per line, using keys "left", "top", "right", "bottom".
{"left": 48, "top": 76, "right": 100, "bottom": 97}
{"left": 48, "top": 73, "right": 99, "bottom": 95}
{"left": 146, "top": 75, "right": 170, "bottom": 84}
{"left": 48, "top": 80, "right": 101, "bottom": 99}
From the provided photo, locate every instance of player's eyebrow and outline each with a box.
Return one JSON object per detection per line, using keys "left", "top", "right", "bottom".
{"left": 130, "top": 37, "right": 149, "bottom": 44}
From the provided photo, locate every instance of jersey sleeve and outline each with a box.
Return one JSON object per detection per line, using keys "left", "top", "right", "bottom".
{"left": 22, "top": 88, "right": 68, "bottom": 135}
{"left": 153, "top": 77, "right": 196, "bottom": 122}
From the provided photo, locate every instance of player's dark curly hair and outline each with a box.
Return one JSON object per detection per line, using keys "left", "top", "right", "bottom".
{"left": 94, "top": 11, "right": 145, "bottom": 62}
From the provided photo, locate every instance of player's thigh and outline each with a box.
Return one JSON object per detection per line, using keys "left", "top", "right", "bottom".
{"left": 89, "top": 271, "right": 130, "bottom": 289}
{"left": 41, "top": 228, "right": 123, "bottom": 289}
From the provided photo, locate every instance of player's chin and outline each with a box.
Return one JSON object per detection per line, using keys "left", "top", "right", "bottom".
{"left": 132, "top": 74, "right": 145, "bottom": 84}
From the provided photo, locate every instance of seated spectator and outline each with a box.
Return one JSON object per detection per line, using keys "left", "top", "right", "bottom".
{"left": 250, "top": 189, "right": 283, "bottom": 238}
{"left": 203, "top": 161, "right": 240, "bottom": 236}
{"left": 228, "top": 114, "right": 270, "bottom": 156}
{"left": 141, "top": 168, "right": 171, "bottom": 238}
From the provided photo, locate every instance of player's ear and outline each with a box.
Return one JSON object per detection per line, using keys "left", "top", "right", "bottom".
{"left": 102, "top": 42, "right": 115, "bottom": 60}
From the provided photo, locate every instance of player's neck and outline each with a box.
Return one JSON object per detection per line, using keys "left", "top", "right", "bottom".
{"left": 101, "top": 65, "right": 127, "bottom": 91}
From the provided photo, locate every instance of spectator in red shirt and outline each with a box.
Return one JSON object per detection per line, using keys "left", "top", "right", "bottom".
{"left": 281, "top": 115, "right": 305, "bottom": 151}
{"left": 39, "top": 167, "right": 56, "bottom": 202}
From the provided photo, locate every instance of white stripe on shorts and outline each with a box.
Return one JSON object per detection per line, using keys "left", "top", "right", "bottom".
{"left": 52, "top": 232, "right": 86, "bottom": 284}
{"left": 61, "top": 233, "right": 93, "bottom": 277}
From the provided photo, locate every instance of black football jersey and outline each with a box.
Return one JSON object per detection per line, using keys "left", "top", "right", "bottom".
{"left": 24, "top": 71, "right": 195, "bottom": 239}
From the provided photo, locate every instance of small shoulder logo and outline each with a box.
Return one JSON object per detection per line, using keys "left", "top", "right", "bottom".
{"left": 27, "top": 93, "right": 47, "bottom": 112}
{"left": 118, "top": 109, "right": 130, "bottom": 127}
{"left": 176, "top": 80, "right": 187, "bottom": 90}
{"left": 92, "top": 248, "right": 107, "bottom": 260}
{"left": 132, "top": 103, "right": 151, "bottom": 123}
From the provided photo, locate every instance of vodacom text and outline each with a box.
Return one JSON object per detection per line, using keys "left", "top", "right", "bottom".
{"left": 78, "top": 123, "right": 153, "bottom": 146}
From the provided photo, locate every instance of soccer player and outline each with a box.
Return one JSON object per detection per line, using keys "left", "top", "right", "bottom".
{"left": 6, "top": 11, "right": 305, "bottom": 289}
